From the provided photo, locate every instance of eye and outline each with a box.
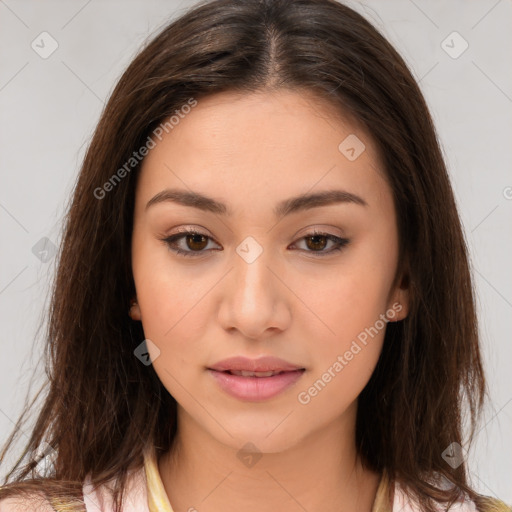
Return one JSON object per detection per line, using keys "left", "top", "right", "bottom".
{"left": 161, "top": 228, "right": 220, "bottom": 258}
{"left": 290, "top": 230, "right": 350, "bottom": 256}
{"left": 161, "top": 228, "right": 349, "bottom": 258}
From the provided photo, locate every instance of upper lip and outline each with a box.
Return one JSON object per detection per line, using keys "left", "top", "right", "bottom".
{"left": 208, "top": 356, "right": 305, "bottom": 373}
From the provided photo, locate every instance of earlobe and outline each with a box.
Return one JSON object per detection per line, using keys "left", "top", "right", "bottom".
{"left": 129, "top": 298, "right": 142, "bottom": 321}
{"left": 388, "top": 274, "right": 410, "bottom": 322}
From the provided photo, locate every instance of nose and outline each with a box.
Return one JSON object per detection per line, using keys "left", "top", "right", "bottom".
{"left": 217, "top": 244, "right": 291, "bottom": 340}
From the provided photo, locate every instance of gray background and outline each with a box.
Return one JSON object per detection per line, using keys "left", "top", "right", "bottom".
{"left": 1, "top": 0, "right": 511, "bottom": 503}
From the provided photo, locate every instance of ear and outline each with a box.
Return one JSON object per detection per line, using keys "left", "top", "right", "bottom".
{"left": 129, "top": 297, "right": 142, "bottom": 321}
{"left": 386, "top": 272, "right": 410, "bottom": 322}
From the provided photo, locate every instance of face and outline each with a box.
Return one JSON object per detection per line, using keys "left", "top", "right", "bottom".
{"left": 130, "top": 89, "right": 408, "bottom": 453}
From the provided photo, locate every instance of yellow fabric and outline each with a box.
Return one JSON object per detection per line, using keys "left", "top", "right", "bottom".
{"left": 145, "top": 448, "right": 174, "bottom": 512}
{"left": 371, "top": 469, "right": 393, "bottom": 512}
{"left": 47, "top": 497, "right": 84, "bottom": 511}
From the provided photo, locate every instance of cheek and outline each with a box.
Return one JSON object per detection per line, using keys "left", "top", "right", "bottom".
{"left": 295, "top": 272, "right": 390, "bottom": 413}
{"left": 131, "top": 233, "right": 208, "bottom": 359}
{"left": 298, "top": 238, "right": 397, "bottom": 386}
{"left": 304, "top": 262, "right": 392, "bottom": 348}
{"left": 134, "top": 260, "right": 210, "bottom": 400}
{"left": 137, "top": 276, "right": 207, "bottom": 355}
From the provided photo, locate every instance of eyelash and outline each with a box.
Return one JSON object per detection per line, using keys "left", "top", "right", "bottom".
{"left": 160, "top": 228, "right": 350, "bottom": 258}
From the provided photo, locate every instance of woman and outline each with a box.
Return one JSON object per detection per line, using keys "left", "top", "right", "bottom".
{"left": 0, "top": 0, "right": 509, "bottom": 511}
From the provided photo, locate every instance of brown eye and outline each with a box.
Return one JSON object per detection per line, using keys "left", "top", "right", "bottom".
{"left": 162, "top": 230, "right": 220, "bottom": 258}
{"left": 291, "top": 231, "right": 350, "bottom": 256}
{"left": 305, "top": 234, "right": 329, "bottom": 251}
{"left": 185, "top": 233, "right": 208, "bottom": 251}
{"left": 162, "top": 229, "right": 349, "bottom": 259}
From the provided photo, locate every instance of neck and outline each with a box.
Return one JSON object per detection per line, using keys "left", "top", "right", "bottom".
{"left": 158, "top": 403, "right": 381, "bottom": 512}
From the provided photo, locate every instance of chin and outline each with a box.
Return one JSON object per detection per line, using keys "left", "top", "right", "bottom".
{"left": 211, "top": 419, "right": 305, "bottom": 455}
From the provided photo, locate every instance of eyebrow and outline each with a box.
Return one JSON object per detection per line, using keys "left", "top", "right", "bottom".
{"left": 145, "top": 188, "right": 367, "bottom": 217}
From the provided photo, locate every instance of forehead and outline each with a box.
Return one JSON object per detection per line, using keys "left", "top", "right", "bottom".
{"left": 135, "top": 89, "right": 392, "bottom": 218}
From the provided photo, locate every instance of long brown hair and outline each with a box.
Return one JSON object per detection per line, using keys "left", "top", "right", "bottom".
{"left": 0, "top": 0, "right": 504, "bottom": 511}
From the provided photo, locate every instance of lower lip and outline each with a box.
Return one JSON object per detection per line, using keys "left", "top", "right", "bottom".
{"left": 207, "top": 369, "right": 305, "bottom": 402}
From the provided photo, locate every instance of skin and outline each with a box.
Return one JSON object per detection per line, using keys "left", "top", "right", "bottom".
{"left": 130, "top": 89, "right": 409, "bottom": 512}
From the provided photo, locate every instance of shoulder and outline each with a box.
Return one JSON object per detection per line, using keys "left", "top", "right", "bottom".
{"left": 391, "top": 474, "right": 511, "bottom": 512}
{"left": 82, "top": 464, "right": 149, "bottom": 512}
{"left": 0, "top": 462, "right": 148, "bottom": 512}
{"left": 476, "top": 497, "right": 512, "bottom": 512}
{"left": 0, "top": 493, "right": 56, "bottom": 512}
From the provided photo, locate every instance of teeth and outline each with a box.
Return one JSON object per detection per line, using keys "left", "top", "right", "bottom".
{"left": 230, "top": 370, "right": 281, "bottom": 377}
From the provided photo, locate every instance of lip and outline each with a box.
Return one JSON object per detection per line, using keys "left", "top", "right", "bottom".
{"left": 207, "top": 356, "right": 306, "bottom": 402}
{"left": 208, "top": 356, "right": 304, "bottom": 373}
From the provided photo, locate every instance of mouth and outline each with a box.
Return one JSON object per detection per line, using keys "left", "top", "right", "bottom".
{"left": 207, "top": 367, "right": 306, "bottom": 401}
{"left": 221, "top": 369, "right": 300, "bottom": 377}
{"left": 208, "top": 355, "right": 305, "bottom": 373}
